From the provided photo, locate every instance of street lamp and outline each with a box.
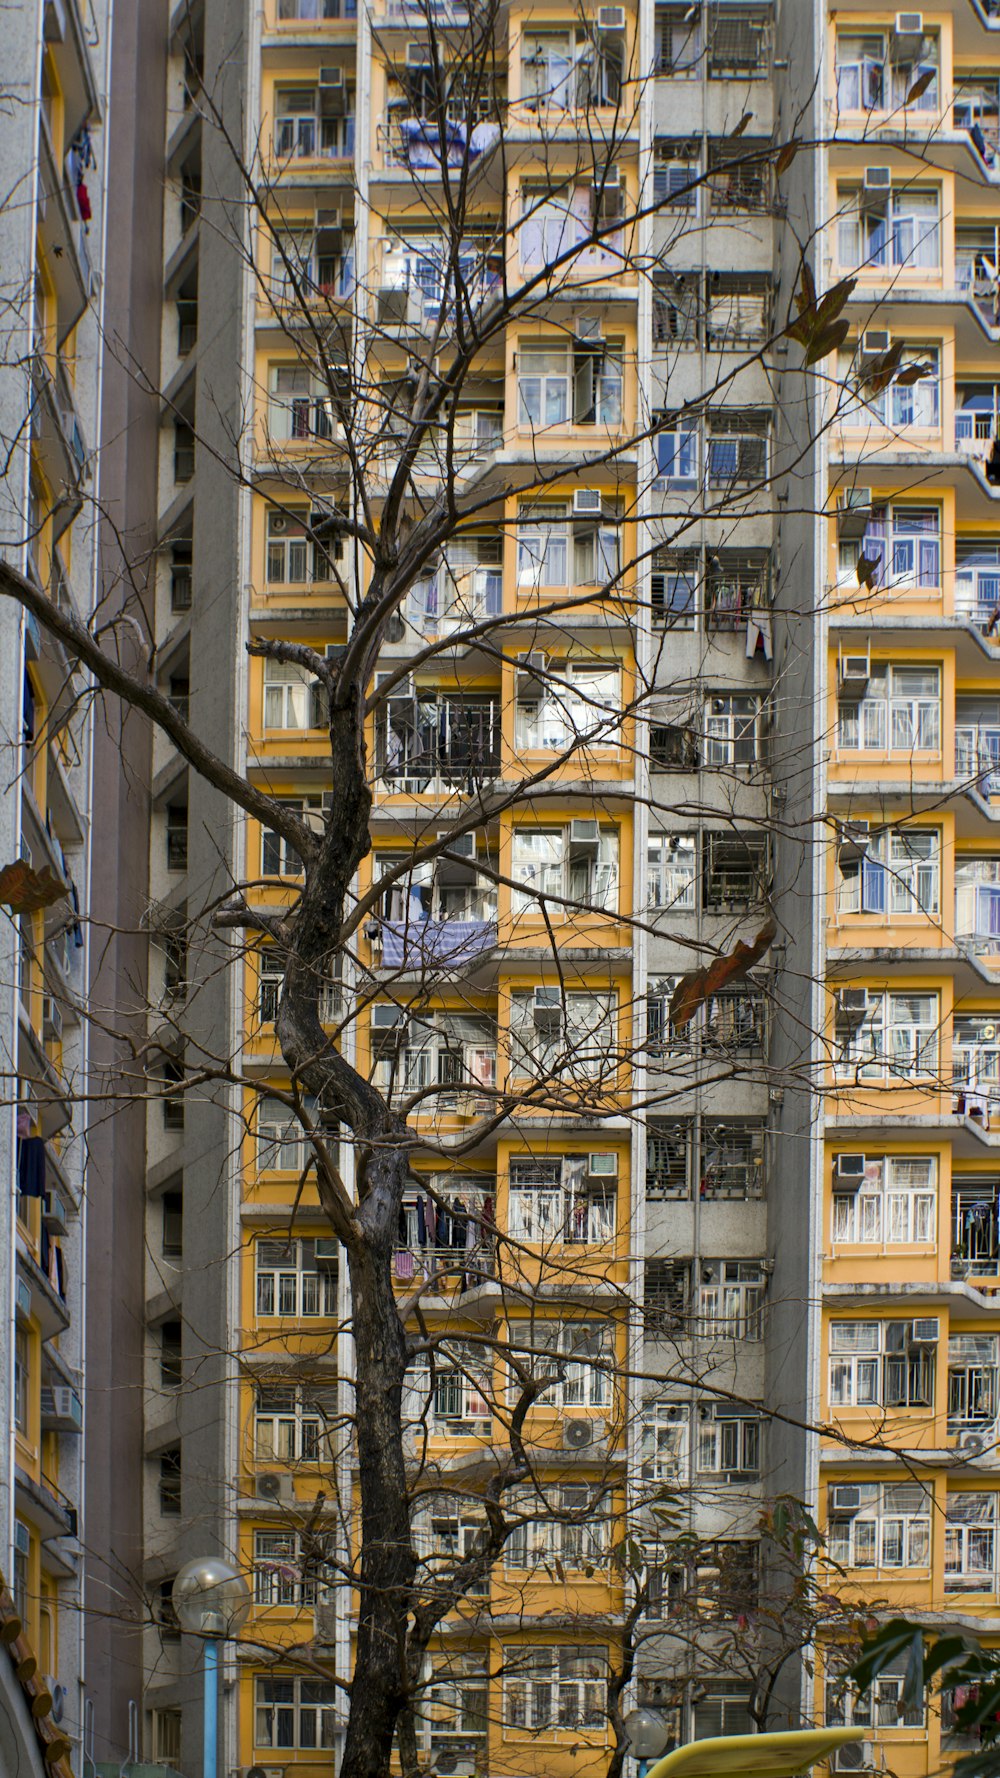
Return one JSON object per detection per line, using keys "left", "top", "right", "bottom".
{"left": 172, "top": 1556, "right": 251, "bottom": 1778}
{"left": 625, "top": 1706, "right": 673, "bottom": 1778}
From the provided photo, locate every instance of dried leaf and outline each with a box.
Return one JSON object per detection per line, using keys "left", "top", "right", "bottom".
{"left": 803, "top": 317, "right": 850, "bottom": 364}
{"left": 730, "top": 111, "right": 753, "bottom": 139}
{"left": 774, "top": 138, "right": 799, "bottom": 175}
{"left": 856, "top": 552, "right": 882, "bottom": 589}
{"left": 905, "top": 68, "right": 935, "bottom": 105}
{"left": 0, "top": 860, "right": 68, "bottom": 913}
{"left": 894, "top": 358, "right": 934, "bottom": 386}
{"left": 813, "top": 275, "right": 857, "bottom": 330}
{"left": 669, "top": 920, "right": 777, "bottom": 1031}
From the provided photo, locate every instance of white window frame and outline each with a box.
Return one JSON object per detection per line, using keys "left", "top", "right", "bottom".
{"left": 695, "top": 1408, "right": 761, "bottom": 1479}
{"left": 253, "top": 1381, "right": 338, "bottom": 1463}
{"left": 832, "top": 1155, "right": 937, "bottom": 1245}
{"left": 836, "top": 827, "right": 940, "bottom": 919}
{"left": 514, "top": 663, "right": 622, "bottom": 751}
{"left": 506, "top": 1319, "right": 611, "bottom": 1410}
{"left": 255, "top": 1236, "right": 338, "bottom": 1319}
{"left": 254, "top": 1528, "right": 332, "bottom": 1606}
{"left": 508, "top": 1154, "right": 616, "bottom": 1245}
{"left": 254, "top": 1674, "right": 339, "bottom": 1750}
{"left": 646, "top": 833, "right": 697, "bottom": 911}
{"left": 505, "top": 1482, "right": 607, "bottom": 1571}
{"left": 503, "top": 1645, "right": 608, "bottom": 1732}
{"left": 827, "top": 1481, "right": 931, "bottom": 1569}
{"left": 508, "top": 989, "right": 618, "bottom": 1079}
{"left": 945, "top": 1492, "right": 998, "bottom": 1592}
{"left": 828, "top": 1319, "right": 936, "bottom": 1408}
{"left": 703, "top": 694, "right": 762, "bottom": 767}
{"left": 836, "top": 990, "right": 939, "bottom": 1081}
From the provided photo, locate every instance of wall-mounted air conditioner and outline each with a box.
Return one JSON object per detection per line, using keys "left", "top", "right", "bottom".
{"left": 836, "top": 987, "right": 870, "bottom": 1022}
{"left": 314, "top": 1238, "right": 339, "bottom": 1265}
{"left": 836, "top": 486, "right": 873, "bottom": 538}
{"left": 834, "top": 1153, "right": 866, "bottom": 1186}
{"left": 42, "top": 996, "right": 63, "bottom": 1042}
{"left": 437, "top": 829, "right": 476, "bottom": 861}
{"left": 597, "top": 5, "right": 626, "bottom": 29}
{"left": 587, "top": 1152, "right": 618, "bottom": 1179}
{"left": 860, "top": 329, "right": 891, "bottom": 360}
{"left": 569, "top": 818, "right": 601, "bottom": 848}
{"left": 910, "top": 1316, "right": 940, "bottom": 1345}
{"left": 830, "top": 1484, "right": 863, "bottom": 1513}
{"left": 256, "top": 1472, "right": 295, "bottom": 1505}
{"left": 573, "top": 488, "right": 603, "bottom": 516}
{"left": 838, "top": 652, "right": 871, "bottom": 699}
{"left": 563, "top": 1417, "right": 605, "bottom": 1450}
{"left": 372, "top": 1004, "right": 407, "bottom": 1030}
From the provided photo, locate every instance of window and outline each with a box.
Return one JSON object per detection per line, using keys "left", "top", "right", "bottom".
{"left": 266, "top": 507, "right": 333, "bottom": 585}
{"left": 648, "top": 1540, "right": 759, "bottom": 1622}
{"left": 655, "top": 419, "right": 699, "bottom": 484}
{"left": 696, "top": 1406, "right": 760, "bottom": 1478}
{"left": 649, "top": 722, "right": 698, "bottom": 768}
{"left": 951, "top": 1177, "right": 1000, "bottom": 1274}
{"left": 840, "top": 350, "right": 940, "bottom": 431}
{"left": 640, "top": 1402, "right": 689, "bottom": 1482}
{"left": 378, "top": 688, "right": 500, "bottom": 790}
{"left": 270, "top": 227, "right": 354, "bottom": 305}
{"left": 948, "top": 1333, "right": 998, "bottom": 1431}
{"left": 508, "top": 1155, "right": 616, "bottom": 1245}
{"left": 700, "top": 1122, "right": 765, "bottom": 1199}
{"left": 254, "top": 1382, "right": 338, "bottom": 1463}
{"left": 152, "top": 1710, "right": 182, "bottom": 1767}
{"left": 256, "top": 1237, "right": 338, "bottom": 1317}
{"left": 836, "top": 827, "right": 939, "bottom": 918}
{"left": 255, "top": 1675, "right": 339, "bottom": 1750}
{"left": 514, "top": 662, "right": 622, "bottom": 749}
{"left": 828, "top": 1481, "right": 931, "bottom": 1568}
{"left": 517, "top": 341, "right": 623, "bottom": 431}
{"left": 508, "top": 989, "right": 617, "bottom": 1079}
{"left": 519, "top": 184, "right": 617, "bottom": 269}
{"left": 261, "top": 795, "right": 323, "bottom": 877}
{"left": 419, "top": 1654, "right": 489, "bottom": 1762}
{"left": 254, "top": 1529, "right": 332, "bottom": 1606}
{"left": 955, "top": 858, "right": 1000, "bottom": 951}
{"left": 829, "top": 1320, "right": 936, "bottom": 1408}
{"left": 161, "top": 1190, "right": 183, "bottom": 1257}
{"left": 826, "top": 1655, "right": 925, "bottom": 1729}
{"left": 506, "top": 1319, "right": 611, "bottom": 1410}
{"left": 706, "top": 410, "right": 769, "bottom": 486}
{"left": 838, "top": 664, "right": 940, "bottom": 753}
{"left": 521, "top": 28, "right": 622, "bottom": 110}
{"left": 707, "top": 142, "right": 771, "bottom": 212}
{"left": 836, "top": 990, "right": 939, "bottom": 1080}
{"left": 503, "top": 1646, "right": 607, "bottom": 1731}
{"left": 14, "top": 1328, "right": 29, "bottom": 1435}
{"left": 262, "top": 659, "right": 320, "bottom": 729}
{"left": 697, "top": 1261, "right": 766, "bottom": 1340}
{"left": 160, "top": 1320, "right": 182, "bottom": 1387}
{"left": 707, "top": 6, "right": 770, "bottom": 75}
{"left": 267, "top": 364, "right": 336, "bottom": 445}
{"left": 505, "top": 1484, "right": 607, "bottom": 1571}
{"left": 156, "top": 1580, "right": 180, "bottom": 1640}
{"left": 645, "top": 1120, "right": 691, "bottom": 1199}
{"left": 838, "top": 185, "right": 940, "bottom": 272}
{"left": 166, "top": 803, "right": 188, "bottom": 872}
{"left": 694, "top": 1682, "right": 754, "bottom": 1740}
{"left": 834, "top": 33, "right": 885, "bottom": 110}
{"left": 411, "top": 534, "right": 503, "bottom": 631}
{"left": 643, "top": 1260, "right": 689, "bottom": 1335}
{"left": 656, "top": 8, "right": 701, "bottom": 74}
{"left": 257, "top": 1096, "right": 337, "bottom": 1173}
{"left": 159, "top": 1448, "right": 182, "bottom": 1515}
{"left": 706, "top": 274, "right": 771, "bottom": 348}
{"left": 413, "top": 1499, "right": 489, "bottom": 1594}
{"left": 832, "top": 1155, "right": 936, "bottom": 1245}
{"left": 405, "top": 1340, "right": 491, "bottom": 1434}
{"left": 703, "top": 833, "right": 769, "bottom": 911}
{"left": 703, "top": 694, "right": 763, "bottom": 767}
{"left": 652, "top": 143, "right": 701, "bottom": 208}
{"left": 650, "top": 550, "right": 697, "bottom": 627}
{"left": 839, "top": 504, "right": 941, "bottom": 591}
{"left": 945, "top": 1493, "right": 997, "bottom": 1592}
{"left": 647, "top": 834, "right": 696, "bottom": 910}
{"left": 511, "top": 826, "right": 619, "bottom": 915}
{"left": 278, "top": 0, "right": 356, "bottom": 18}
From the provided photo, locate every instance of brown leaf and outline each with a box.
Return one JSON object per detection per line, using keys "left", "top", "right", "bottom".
{"left": 856, "top": 552, "right": 881, "bottom": 590}
{"left": 775, "top": 139, "right": 799, "bottom": 175}
{"left": 803, "top": 317, "right": 850, "bottom": 364}
{"left": 784, "top": 316, "right": 813, "bottom": 346}
{"left": 813, "top": 275, "right": 858, "bottom": 330}
{"left": 0, "top": 860, "right": 68, "bottom": 913}
{"left": 905, "top": 68, "right": 935, "bottom": 105}
{"left": 730, "top": 111, "right": 753, "bottom": 138}
{"left": 799, "top": 259, "right": 816, "bottom": 313}
{"left": 669, "top": 920, "right": 777, "bottom": 1031}
{"left": 893, "top": 358, "right": 934, "bottom": 386}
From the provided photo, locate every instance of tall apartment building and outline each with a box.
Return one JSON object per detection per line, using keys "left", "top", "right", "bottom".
{"left": 138, "top": 2, "right": 1000, "bottom": 1777}
{"left": 0, "top": 0, "right": 119, "bottom": 1773}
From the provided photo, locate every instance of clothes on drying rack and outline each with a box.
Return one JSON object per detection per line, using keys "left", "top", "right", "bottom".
{"left": 17, "top": 1136, "right": 46, "bottom": 1199}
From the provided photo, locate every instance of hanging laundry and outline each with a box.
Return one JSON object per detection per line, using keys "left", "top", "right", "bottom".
{"left": 451, "top": 1197, "right": 467, "bottom": 1248}
{"left": 416, "top": 1196, "right": 427, "bottom": 1247}
{"left": 395, "top": 1249, "right": 415, "bottom": 1281}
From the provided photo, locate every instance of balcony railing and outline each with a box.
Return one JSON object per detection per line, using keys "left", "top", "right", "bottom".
{"left": 379, "top": 111, "right": 501, "bottom": 172}
{"left": 956, "top": 407, "right": 998, "bottom": 453}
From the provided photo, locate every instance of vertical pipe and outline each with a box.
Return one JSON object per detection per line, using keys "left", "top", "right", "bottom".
{"left": 203, "top": 1639, "right": 219, "bottom": 1778}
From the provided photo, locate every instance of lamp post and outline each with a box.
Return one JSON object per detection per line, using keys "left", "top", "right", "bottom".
{"left": 172, "top": 1556, "right": 251, "bottom": 1778}
{"left": 625, "top": 1706, "right": 672, "bottom": 1778}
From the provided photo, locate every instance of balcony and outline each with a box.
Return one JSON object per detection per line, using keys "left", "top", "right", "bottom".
{"left": 956, "top": 563, "right": 1000, "bottom": 634}
{"left": 378, "top": 694, "right": 500, "bottom": 795}
{"left": 378, "top": 109, "right": 501, "bottom": 174}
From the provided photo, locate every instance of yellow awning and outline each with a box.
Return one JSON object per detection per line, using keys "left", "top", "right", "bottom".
{"left": 644, "top": 1728, "right": 864, "bottom": 1778}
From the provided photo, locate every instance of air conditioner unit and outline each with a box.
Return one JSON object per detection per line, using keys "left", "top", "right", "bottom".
{"left": 243, "top": 1767, "right": 287, "bottom": 1778}
{"left": 588, "top": 1151, "right": 618, "bottom": 1178}
{"left": 836, "top": 486, "right": 872, "bottom": 538}
{"left": 569, "top": 818, "right": 601, "bottom": 848}
{"left": 40, "top": 1386, "right": 81, "bottom": 1431}
{"left": 830, "top": 1484, "right": 863, "bottom": 1513}
{"left": 533, "top": 987, "right": 563, "bottom": 1026}
{"left": 863, "top": 166, "right": 892, "bottom": 192}
{"left": 860, "top": 329, "right": 891, "bottom": 359}
{"left": 597, "top": 4, "right": 626, "bottom": 28}
{"left": 406, "top": 40, "right": 432, "bottom": 66}
{"left": 575, "top": 316, "right": 604, "bottom": 343}
{"left": 432, "top": 1744, "right": 481, "bottom": 1778}
{"left": 839, "top": 653, "right": 871, "bottom": 696}
{"left": 837, "top": 819, "right": 870, "bottom": 865}
{"left": 836, "top": 987, "right": 870, "bottom": 1022}
{"left": 563, "top": 1417, "right": 602, "bottom": 1450}
{"left": 42, "top": 996, "right": 63, "bottom": 1042}
{"left": 437, "top": 830, "right": 476, "bottom": 861}
{"left": 835, "top": 1153, "right": 866, "bottom": 1185}
{"left": 256, "top": 1472, "right": 295, "bottom": 1505}
{"left": 895, "top": 11, "right": 923, "bottom": 35}
{"left": 318, "top": 64, "right": 347, "bottom": 113}
{"left": 372, "top": 1004, "right": 407, "bottom": 1030}
{"left": 831, "top": 1742, "right": 874, "bottom": 1774}
{"left": 515, "top": 651, "right": 548, "bottom": 695}
{"left": 41, "top": 1677, "right": 66, "bottom": 1724}
{"left": 573, "top": 488, "right": 603, "bottom": 516}
{"left": 313, "top": 1603, "right": 338, "bottom": 1650}
{"left": 314, "top": 1238, "right": 339, "bottom": 1264}
{"left": 42, "top": 1191, "right": 67, "bottom": 1234}
{"left": 911, "top": 1315, "right": 940, "bottom": 1345}
{"left": 15, "top": 1279, "right": 31, "bottom": 1322}
{"left": 377, "top": 286, "right": 420, "bottom": 328}
{"left": 959, "top": 1429, "right": 986, "bottom": 1453}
